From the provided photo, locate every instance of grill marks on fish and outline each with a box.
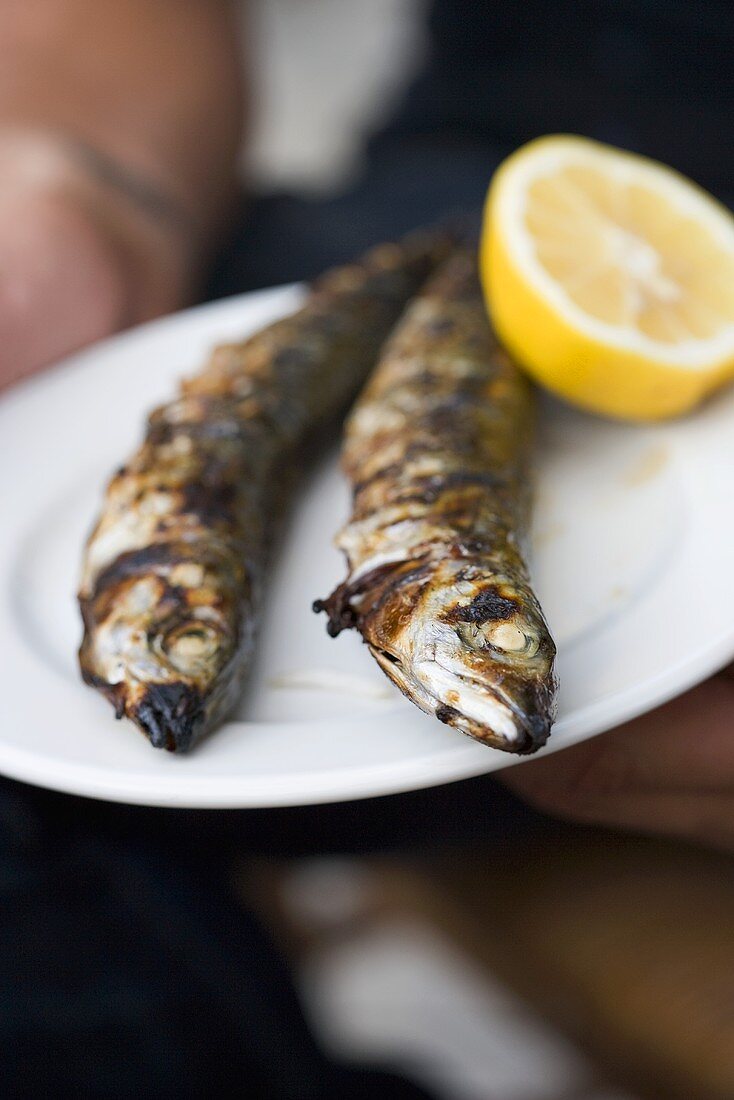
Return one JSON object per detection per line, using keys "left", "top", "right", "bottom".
{"left": 444, "top": 588, "right": 518, "bottom": 624}
{"left": 79, "top": 233, "right": 449, "bottom": 751}
{"left": 316, "top": 249, "right": 557, "bottom": 754}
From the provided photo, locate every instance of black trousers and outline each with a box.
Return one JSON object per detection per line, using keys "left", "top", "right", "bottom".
{"left": 1, "top": 764, "right": 558, "bottom": 1098}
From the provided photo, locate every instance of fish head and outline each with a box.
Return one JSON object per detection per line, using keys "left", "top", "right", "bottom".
{"left": 79, "top": 562, "right": 244, "bottom": 751}
{"left": 366, "top": 558, "right": 557, "bottom": 753}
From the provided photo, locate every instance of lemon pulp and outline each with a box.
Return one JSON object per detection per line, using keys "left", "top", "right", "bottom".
{"left": 482, "top": 136, "right": 734, "bottom": 419}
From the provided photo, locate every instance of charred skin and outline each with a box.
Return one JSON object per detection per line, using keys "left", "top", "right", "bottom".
{"left": 79, "top": 233, "right": 449, "bottom": 751}
{"left": 315, "top": 250, "right": 557, "bottom": 753}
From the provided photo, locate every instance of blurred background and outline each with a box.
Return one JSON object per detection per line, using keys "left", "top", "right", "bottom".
{"left": 245, "top": 0, "right": 427, "bottom": 194}
{"left": 241, "top": 827, "right": 734, "bottom": 1100}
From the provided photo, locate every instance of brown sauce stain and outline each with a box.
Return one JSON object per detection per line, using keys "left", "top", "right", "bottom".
{"left": 622, "top": 444, "right": 669, "bottom": 488}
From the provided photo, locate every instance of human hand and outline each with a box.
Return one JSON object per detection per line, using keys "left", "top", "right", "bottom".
{"left": 0, "top": 131, "right": 189, "bottom": 390}
{"left": 502, "top": 666, "right": 734, "bottom": 851}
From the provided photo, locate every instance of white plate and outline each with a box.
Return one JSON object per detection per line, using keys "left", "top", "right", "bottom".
{"left": 2, "top": 286, "right": 734, "bottom": 808}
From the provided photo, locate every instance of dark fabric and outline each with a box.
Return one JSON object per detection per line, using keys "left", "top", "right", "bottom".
{"left": 209, "top": 143, "right": 497, "bottom": 294}
{"left": 213, "top": 0, "right": 732, "bottom": 295}
{"left": 0, "top": 767, "right": 556, "bottom": 1098}
{"left": 0, "top": 781, "right": 434, "bottom": 1099}
{"left": 384, "top": 0, "right": 734, "bottom": 199}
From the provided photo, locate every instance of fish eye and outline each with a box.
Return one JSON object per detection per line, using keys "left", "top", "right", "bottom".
{"left": 160, "top": 622, "right": 221, "bottom": 672}
{"left": 490, "top": 622, "right": 535, "bottom": 654}
{"left": 456, "top": 620, "right": 539, "bottom": 657}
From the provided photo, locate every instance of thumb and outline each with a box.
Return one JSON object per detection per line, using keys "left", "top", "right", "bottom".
{"left": 0, "top": 189, "right": 130, "bottom": 389}
{"left": 501, "top": 671, "right": 734, "bottom": 849}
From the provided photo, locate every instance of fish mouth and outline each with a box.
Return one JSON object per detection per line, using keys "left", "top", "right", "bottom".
{"left": 81, "top": 661, "right": 205, "bottom": 752}
{"left": 370, "top": 644, "right": 551, "bottom": 754}
{"left": 131, "top": 681, "right": 205, "bottom": 752}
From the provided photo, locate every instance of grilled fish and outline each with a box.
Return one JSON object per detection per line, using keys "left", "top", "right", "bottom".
{"left": 79, "top": 233, "right": 447, "bottom": 751}
{"left": 315, "top": 249, "right": 557, "bottom": 753}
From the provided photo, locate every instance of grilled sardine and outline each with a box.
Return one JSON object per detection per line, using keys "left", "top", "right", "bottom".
{"left": 315, "top": 249, "right": 557, "bottom": 753}
{"left": 79, "top": 233, "right": 447, "bottom": 751}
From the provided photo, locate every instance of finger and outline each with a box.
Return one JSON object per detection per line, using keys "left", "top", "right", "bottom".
{"left": 512, "top": 673, "right": 734, "bottom": 795}
{"left": 502, "top": 671, "right": 734, "bottom": 847}
{"left": 0, "top": 190, "right": 127, "bottom": 388}
{"left": 513, "top": 783, "right": 734, "bottom": 850}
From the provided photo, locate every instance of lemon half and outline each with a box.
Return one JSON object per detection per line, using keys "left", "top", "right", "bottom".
{"left": 481, "top": 135, "right": 734, "bottom": 419}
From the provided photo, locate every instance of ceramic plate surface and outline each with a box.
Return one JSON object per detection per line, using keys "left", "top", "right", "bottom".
{"left": 2, "top": 286, "right": 733, "bottom": 806}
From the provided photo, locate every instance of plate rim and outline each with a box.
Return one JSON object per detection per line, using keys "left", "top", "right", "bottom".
{"left": 2, "top": 285, "right": 734, "bottom": 808}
